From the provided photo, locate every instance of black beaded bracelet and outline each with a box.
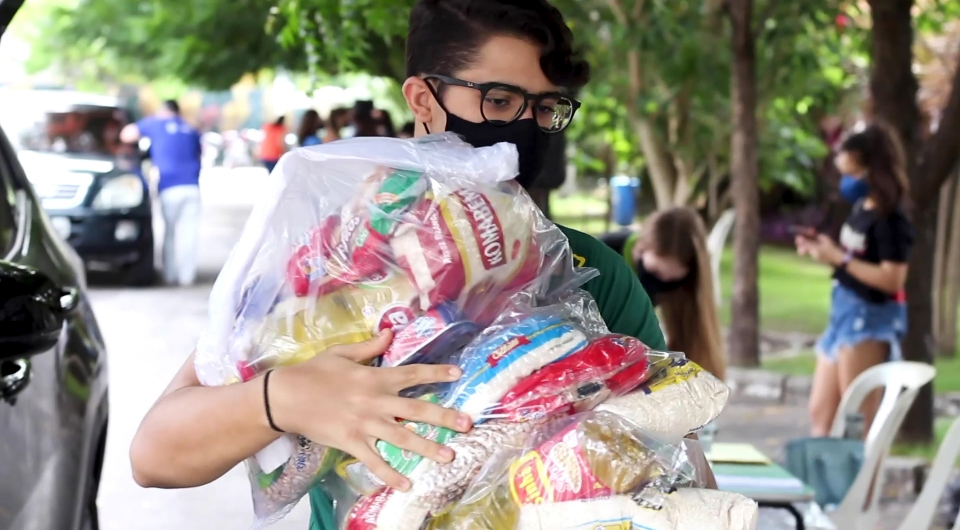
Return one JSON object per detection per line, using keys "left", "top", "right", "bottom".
{"left": 263, "top": 370, "right": 285, "bottom": 433}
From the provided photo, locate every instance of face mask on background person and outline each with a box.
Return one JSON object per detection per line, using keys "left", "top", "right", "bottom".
{"left": 636, "top": 259, "right": 687, "bottom": 307}
{"left": 839, "top": 175, "right": 870, "bottom": 204}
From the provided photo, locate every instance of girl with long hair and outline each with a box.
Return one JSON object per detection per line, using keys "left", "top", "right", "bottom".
{"left": 323, "top": 108, "right": 351, "bottom": 143}
{"left": 795, "top": 123, "right": 913, "bottom": 437}
{"left": 601, "top": 207, "right": 726, "bottom": 380}
{"left": 297, "top": 109, "right": 324, "bottom": 147}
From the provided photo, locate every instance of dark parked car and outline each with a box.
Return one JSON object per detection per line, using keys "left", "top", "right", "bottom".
{"left": 0, "top": 3, "right": 110, "bottom": 530}
{"left": 0, "top": 88, "right": 156, "bottom": 285}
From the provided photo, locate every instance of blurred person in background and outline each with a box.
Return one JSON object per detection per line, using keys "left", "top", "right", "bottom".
{"left": 121, "top": 99, "right": 202, "bottom": 286}
{"left": 600, "top": 207, "right": 726, "bottom": 380}
{"left": 398, "top": 121, "right": 416, "bottom": 139}
{"left": 795, "top": 123, "right": 913, "bottom": 437}
{"left": 324, "top": 107, "right": 351, "bottom": 143}
{"left": 298, "top": 109, "right": 324, "bottom": 147}
{"left": 259, "top": 116, "right": 287, "bottom": 171}
{"left": 374, "top": 108, "right": 396, "bottom": 137}
{"left": 352, "top": 100, "right": 382, "bottom": 137}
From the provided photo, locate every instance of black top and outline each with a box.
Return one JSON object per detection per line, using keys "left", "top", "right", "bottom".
{"left": 834, "top": 200, "right": 914, "bottom": 304}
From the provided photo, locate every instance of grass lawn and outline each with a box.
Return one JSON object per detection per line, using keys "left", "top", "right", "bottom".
{"left": 550, "top": 191, "right": 613, "bottom": 235}
{"left": 717, "top": 246, "right": 833, "bottom": 336}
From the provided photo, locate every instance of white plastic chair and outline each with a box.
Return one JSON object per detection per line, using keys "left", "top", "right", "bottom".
{"left": 895, "top": 416, "right": 960, "bottom": 530}
{"left": 706, "top": 208, "right": 736, "bottom": 307}
{"left": 827, "top": 361, "right": 937, "bottom": 530}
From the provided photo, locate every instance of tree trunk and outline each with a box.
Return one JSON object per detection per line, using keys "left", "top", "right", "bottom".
{"left": 867, "top": 0, "right": 933, "bottom": 443}
{"left": 726, "top": 0, "right": 761, "bottom": 367}
{"left": 902, "top": 202, "right": 939, "bottom": 442}
{"left": 634, "top": 117, "right": 680, "bottom": 209}
{"left": 934, "top": 171, "right": 960, "bottom": 358}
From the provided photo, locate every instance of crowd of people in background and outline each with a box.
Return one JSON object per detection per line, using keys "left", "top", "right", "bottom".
{"left": 257, "top": 99, "right": 416, "bottom": 170}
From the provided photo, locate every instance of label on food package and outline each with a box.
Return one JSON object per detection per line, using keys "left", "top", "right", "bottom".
{"left": 381, "top": 303, "right": 479, "bottom": 366}
{"left": 368, "top": 169, "right": 426, "bottom": 236}
{"left": 640, "top": 357, "right": 702, "bottom": 395}
{"left": 376, "top": 394, "right": 457, "bottom": 476}
{"left": 508, "top": 423, "right": 612, "bottom": 505}
{"left": 344, "top": 488, "right": 394, "bottom": 530}
{"left": 453, "top": 189, "right": 507, "bottom": 270}
{"left": 447, "top": 316, "right": 588, "bottom": 414}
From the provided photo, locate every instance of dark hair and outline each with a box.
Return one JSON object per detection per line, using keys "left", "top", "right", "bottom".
{"left": 353, "top": 101, "right": 383, "bottom": 137}
{"left": 378, "top": 109, "right": 396, "bottom": 137}
{"left": 401, "top": 121, "right": 416, "bottom": 137}
{"left": 406, "top": 0, "right": 590, "bottom": 90}
{"left": 840, "top": 123, "right": 910, "bottom": 215}
{"left": 297, "top": 110, "right": 323, "bottom": 146}
{"left": 328, "top": 108, "right": 351, "bottom": 131}
{"left": 162, "top": 99, "right": 180, "bottom": 115}
{"left": 273, "top": 116, "right": 286, "bottom": 127}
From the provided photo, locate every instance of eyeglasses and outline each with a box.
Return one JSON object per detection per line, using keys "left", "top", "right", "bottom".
{"left": 424, "top": 74, "right": 581, "bottom": 134}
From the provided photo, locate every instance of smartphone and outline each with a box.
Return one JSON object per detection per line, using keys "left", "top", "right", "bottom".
{"left": 788, "top": 225, "right": 817, "bottom": 239}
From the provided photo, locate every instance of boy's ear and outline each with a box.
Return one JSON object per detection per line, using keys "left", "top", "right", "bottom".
{"left": 402, "top": 76, "right": 436, "bottom": 126}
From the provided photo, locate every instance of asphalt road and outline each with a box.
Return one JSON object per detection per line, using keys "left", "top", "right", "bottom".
{"left": 90, "top": 168, "right": 312, "bottom": 530}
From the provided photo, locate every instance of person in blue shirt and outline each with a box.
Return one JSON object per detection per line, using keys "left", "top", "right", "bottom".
{"left": 121, "top": 99, "right": 203, "bottom": 286}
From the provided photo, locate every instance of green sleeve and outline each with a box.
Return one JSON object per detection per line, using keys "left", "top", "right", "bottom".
{"left": 558, "top": 225, "right": 667, "bottom": 350}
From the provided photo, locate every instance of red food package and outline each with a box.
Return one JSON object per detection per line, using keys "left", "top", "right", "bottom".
{"left": 391, "top": 187, "right": 536, "bottom": 311}
{"left": 286, "top": 213, "right": 392, "bottom": 297}
{"left": 495, "top": 335, "right": 653, "bottom": 421}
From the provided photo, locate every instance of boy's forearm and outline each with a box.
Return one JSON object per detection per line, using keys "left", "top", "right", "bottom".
{"left": 131, "top": 378, "right": 281, "bottom": 488}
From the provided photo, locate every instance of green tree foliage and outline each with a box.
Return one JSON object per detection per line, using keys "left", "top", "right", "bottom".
{"left": 23, "top": 0, "right": 302, "bottom": 90}
{"left": 555, "top": 0, "right": 861, "bottom": 210}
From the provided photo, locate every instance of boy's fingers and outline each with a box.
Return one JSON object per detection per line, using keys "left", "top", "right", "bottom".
{"left": 386, "top": 363, "right": 462, "bottom": 392}
{"left": 371, "top": 420, "right": 455, "bottom": 465}
{"left": 333, "top": 330, "right": 393, "bottom": 363}
{"left": 385, "top": 396, "right": 472, "bottom": 433}
{"left": 352, "top": 442, "right": 410, "bottom": 492}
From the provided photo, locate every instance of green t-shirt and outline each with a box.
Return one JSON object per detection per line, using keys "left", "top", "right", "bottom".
{"left": 307, "top": 224, "right": 666, "bottom": 529}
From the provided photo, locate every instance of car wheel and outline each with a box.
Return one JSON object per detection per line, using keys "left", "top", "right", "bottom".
{"left": 124, "top": 248, "right": 157, "bottom": 287}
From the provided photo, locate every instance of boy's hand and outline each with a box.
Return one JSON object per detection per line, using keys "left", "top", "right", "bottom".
{"left": 269, "top": 331, "right": 471, "bottom": 491}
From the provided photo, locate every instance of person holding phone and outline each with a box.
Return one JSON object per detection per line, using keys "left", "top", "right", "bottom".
{"left": 795, "top": 124, "right": 914, "bottom": 437}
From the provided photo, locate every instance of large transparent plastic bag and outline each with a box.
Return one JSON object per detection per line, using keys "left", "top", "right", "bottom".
{"left": 193, "top": 134, "right": 585, "bottom": 526}
{"left": 320, "top": 291, "right": 675, "bottom": 529}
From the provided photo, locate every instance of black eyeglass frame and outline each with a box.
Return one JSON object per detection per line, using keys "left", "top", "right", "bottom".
{"left": 424, "top": 74, "right": 581, "bottom": 134}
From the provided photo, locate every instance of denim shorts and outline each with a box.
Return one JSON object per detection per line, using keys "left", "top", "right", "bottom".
{"left": 816, "top": 283, "right": 907, "bottom": 362}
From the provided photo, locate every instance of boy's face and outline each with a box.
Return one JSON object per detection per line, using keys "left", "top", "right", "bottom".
{"left": 403, "top": 35, "right": 560, "bottom": 135}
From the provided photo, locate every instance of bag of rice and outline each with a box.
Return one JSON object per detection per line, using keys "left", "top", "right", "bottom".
{"left": 597, "top": 355, "right": 730, "bottom": 441}
{"left": 516, "top": 489, "right": 759, "bottom": 530}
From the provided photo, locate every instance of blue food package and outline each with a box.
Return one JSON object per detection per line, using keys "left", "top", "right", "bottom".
{"left": 443, "top": 314, "right": 589, "bottom": 421}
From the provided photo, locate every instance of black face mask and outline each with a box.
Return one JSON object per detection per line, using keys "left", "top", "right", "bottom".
{"left": 425, "top": 89, "right": 551, "bottom": 189}
{"left": 636, "top": 259, "right": 686, "bottom": 306}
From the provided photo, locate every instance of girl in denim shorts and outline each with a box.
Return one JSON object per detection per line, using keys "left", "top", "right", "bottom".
{"left": 794, "top": 123, "right": 914, "bottom": 438}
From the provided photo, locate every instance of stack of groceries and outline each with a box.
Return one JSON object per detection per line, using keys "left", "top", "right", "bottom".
{"left": 194, "top": 133, "right": 758, "bottom": 530}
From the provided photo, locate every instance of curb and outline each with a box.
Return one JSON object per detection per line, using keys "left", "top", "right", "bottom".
{"left": 726, "top": 368, "right": 960, "bottom": 418}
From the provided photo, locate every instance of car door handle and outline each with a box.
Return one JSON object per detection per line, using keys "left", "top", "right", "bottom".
{"left": 1, "top": 358, "right": 31, "bottom": 405}
{"left": 61, "top": 286, "right": 80, "bottom": 314}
